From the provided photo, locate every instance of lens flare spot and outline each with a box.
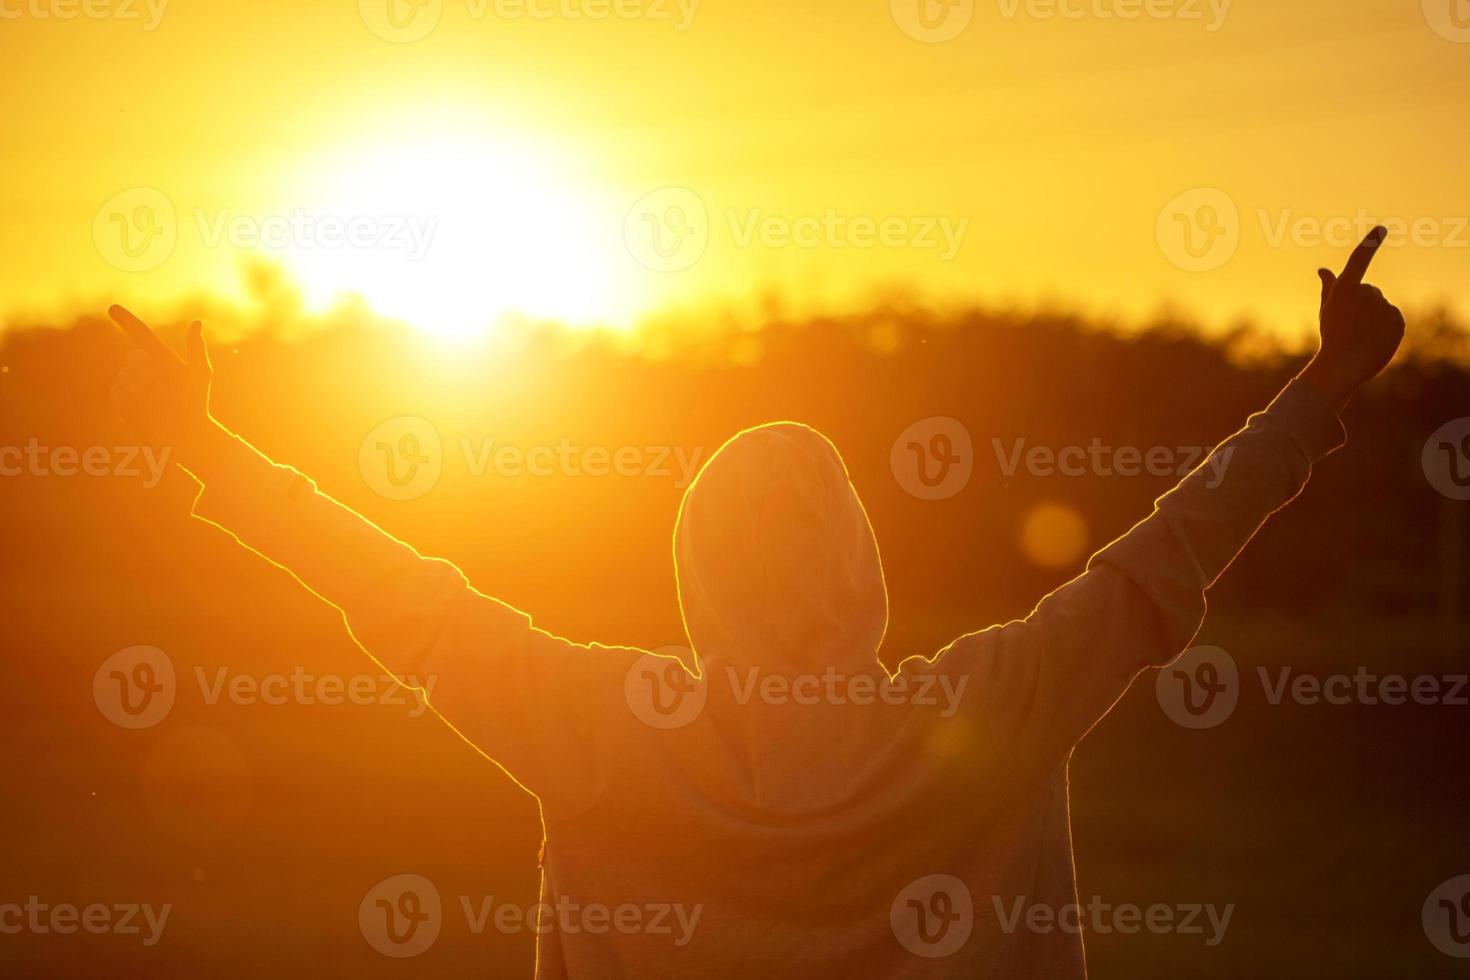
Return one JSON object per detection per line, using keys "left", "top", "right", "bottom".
{"left": 1019, "top": 502, "right": 1089, "bottom": 569}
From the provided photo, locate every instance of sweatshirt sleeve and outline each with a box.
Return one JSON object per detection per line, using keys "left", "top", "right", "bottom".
{"left": 191, "top": 435, "right": 634, "bottom": 808}
{"left": 961, "top": 378, "right": 1346, "bottom": 783}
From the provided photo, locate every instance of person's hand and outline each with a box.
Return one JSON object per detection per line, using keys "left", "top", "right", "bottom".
{"left": 1299, "top": 226, "right": 1406, "bottom": 412}
{"left": 107, "top": 305, "right": 230, "bottom": 480}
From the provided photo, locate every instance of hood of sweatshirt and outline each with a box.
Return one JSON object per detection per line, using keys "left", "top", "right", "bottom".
{"left": 671, "top": 422, "right": 900, "bottom": 812}
{"left": 674, "top": 421, "right": 889, "bottom": 676}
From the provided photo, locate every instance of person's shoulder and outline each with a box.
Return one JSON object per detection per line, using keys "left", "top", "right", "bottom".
{"left": 893, "top": 624, "right": 1007, "bottom": 680}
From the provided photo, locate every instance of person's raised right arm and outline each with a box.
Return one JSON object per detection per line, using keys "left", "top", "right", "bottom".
{"left": 104, "top": 306, "right": 625, "bottom": 805}
{"left": 105, "top": 305, "right": 482, "bottom": 683}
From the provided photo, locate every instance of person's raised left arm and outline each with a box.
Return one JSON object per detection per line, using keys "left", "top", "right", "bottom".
{"left": 954, "top": 228, "right": 1405, "bottom": 783}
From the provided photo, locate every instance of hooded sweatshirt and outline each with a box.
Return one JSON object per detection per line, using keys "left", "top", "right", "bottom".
{"left": 191, "top": 378, "right": 1345, "bottom": 977}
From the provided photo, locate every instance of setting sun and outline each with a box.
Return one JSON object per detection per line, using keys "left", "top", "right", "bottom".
{"left": 284, "top": 133, "right": 632, "bottom": 338}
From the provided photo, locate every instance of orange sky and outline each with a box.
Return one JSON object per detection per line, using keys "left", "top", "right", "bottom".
{"left": 2, "top": 0, "right": 1467, "bottom": 341}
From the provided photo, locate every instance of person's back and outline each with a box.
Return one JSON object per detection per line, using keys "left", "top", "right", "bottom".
{"left": 512, "top": 424, "right": 1083, "bottom": 976}
{"left": 539, "top": 663, "right": 1047, "bottom": 977}
{"left": 98, "top": 227, "right": 1406, "bottom": 977}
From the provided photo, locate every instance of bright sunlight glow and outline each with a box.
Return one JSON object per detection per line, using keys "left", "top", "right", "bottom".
{"left": 287, "top": 135, "right": 632, "bottom": 340}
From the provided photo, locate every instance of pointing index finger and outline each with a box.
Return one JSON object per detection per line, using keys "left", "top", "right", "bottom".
{"left": 108, "top": 305, "right": 169, "bottom": 357}
{"left": 1338, "top": 226, "right": 1387, "bottom": 286}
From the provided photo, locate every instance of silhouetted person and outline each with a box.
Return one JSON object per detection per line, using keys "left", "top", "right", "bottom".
{"left": 105, "top": 229, "right": 1404, "bottom": 977}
